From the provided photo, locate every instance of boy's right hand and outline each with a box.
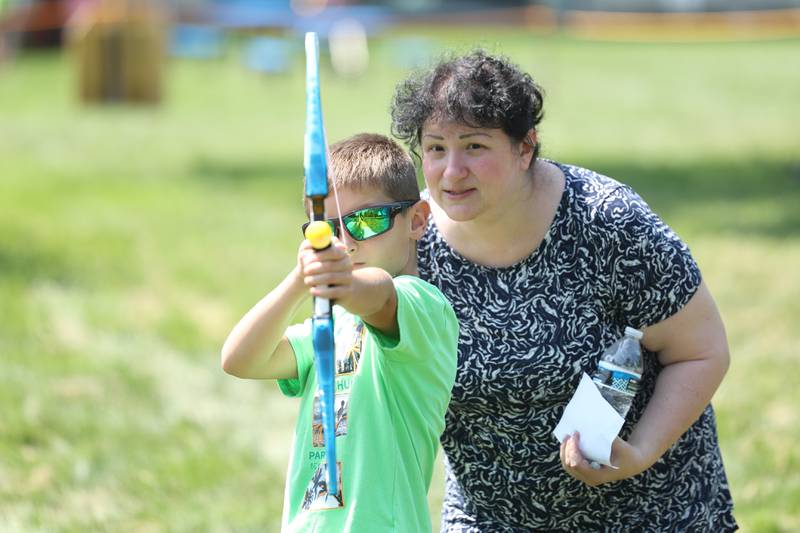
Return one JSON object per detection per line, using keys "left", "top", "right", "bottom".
{"left": 298, "top": 237, "right": 354, "bottom": 301}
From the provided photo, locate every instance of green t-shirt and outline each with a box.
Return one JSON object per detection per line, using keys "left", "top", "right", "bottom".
{"left": 278, "top": 276, "right": 458, "bottom": 533}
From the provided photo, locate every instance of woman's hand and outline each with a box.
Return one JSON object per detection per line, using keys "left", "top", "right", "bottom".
{"left": 298, "top": 237, "right": 354, "bottom": 301}
{"left": 559, "top": 431, "right": 647, "bottom": 486}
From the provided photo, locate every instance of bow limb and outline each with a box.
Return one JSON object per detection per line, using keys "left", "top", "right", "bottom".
{"left": 303, "top": 32, "right": 339, "bottom": 499}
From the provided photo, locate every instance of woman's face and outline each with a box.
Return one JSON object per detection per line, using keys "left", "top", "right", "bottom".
{"left": 420, "top": 120, "right": 533, "bottom": 223}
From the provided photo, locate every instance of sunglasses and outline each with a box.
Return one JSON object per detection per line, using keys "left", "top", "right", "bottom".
{"left": 302, "top": 200, "right": 418, "bottom": 242}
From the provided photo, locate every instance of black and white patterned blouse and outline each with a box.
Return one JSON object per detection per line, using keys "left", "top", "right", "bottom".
{"left": 418, "top": 162, "right": 737, "bottom": 532}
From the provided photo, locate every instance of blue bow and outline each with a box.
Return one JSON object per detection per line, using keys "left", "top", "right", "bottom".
{"left": 303, "top": 32, "right": 338, "bottom": 499}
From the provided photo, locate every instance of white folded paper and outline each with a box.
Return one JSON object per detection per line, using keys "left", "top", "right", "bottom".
{"left": 553, "top": 372, "right": 625, "bottom": 468}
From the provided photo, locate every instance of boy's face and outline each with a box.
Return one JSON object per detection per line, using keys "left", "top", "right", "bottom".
{"left": 316, "top": 185, "right": 425, "bottom": 277}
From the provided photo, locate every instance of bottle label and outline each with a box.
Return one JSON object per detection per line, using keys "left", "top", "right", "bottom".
{"left": 593, "top": 361, "right": 641, "bottom": 396}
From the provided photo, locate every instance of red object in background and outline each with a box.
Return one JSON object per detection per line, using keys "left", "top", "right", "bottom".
{"left": 1, "top": 0, "right": 72, "bottom": 48}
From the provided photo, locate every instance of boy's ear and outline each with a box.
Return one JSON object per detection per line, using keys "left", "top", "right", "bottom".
{"left": 409, "top": 199, "right": 430, "bottom": 240}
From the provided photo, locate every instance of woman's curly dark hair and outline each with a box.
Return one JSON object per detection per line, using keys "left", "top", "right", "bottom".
{"left": 390, "top": 50, "right": 545, "bottom": 163}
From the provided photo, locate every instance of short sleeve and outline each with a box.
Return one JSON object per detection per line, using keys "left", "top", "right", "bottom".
{"left": 278, "top": 319, "right": 314, "bottom": 397}
{"left": 599, "top": 185, "right": 702, "bottom": 328}
{"left": 365, "top": 276, "right": 459, "bottom": 363}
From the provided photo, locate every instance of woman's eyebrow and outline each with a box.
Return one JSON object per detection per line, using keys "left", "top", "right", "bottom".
{"left": 422, "top": 132, "right": 492, "bottom": 140}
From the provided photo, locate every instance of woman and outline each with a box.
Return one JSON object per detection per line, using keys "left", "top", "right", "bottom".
{"left": 390, "top": 51, "right": 736, "bottom": 531}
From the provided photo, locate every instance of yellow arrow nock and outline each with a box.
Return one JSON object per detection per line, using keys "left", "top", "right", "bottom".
{"left": 305, "top": 220, "right": 333, "bottom": 249}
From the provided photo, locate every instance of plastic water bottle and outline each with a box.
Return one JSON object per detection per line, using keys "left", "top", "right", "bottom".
{"left": 591, "top": 327, "right": 644, "bottom": 418}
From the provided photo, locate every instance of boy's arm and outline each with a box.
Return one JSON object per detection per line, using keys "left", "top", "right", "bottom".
{"left": 221, "top": 267, "right": 308, "bottom": 380}
{"left": 338, "top": 267, "right": 398, "bottom": 338}
{"left": 302, "top": 239, "right": 399, "bottom": 338}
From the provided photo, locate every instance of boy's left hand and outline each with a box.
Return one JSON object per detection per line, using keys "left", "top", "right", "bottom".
{"left": 299, "top": 237, "right": 354, "bottom": 300}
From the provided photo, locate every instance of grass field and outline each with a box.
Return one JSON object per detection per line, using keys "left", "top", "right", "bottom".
{"left": 1, "top": 29, "right": 799, "bottom": 531}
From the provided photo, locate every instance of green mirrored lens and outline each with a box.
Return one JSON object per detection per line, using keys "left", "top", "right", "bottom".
{"left": 344, "top": 207, "right": 391, "bottom": 240}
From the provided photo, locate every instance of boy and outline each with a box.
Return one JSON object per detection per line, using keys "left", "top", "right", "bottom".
{"left": 221, "top": 133, "right": 459, "bottom": 532}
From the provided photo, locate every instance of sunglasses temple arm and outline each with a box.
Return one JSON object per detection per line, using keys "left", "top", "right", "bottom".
{"left": 327, "top": 171, "right": 351, "bottom": 250}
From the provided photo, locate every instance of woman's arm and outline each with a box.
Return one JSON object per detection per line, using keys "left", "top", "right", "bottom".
{"left": 628, "top": 280, "right": 730, "bottom": 466}
{"left": 560, "top": 280, "right": 730, "bottom": 485}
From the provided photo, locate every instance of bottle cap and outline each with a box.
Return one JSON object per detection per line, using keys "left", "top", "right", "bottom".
{"left": 624, "top": 326, "right": 643, "bottom": 340}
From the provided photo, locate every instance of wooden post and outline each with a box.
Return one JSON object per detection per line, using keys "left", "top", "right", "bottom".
{"left": 68, "top": 0, "right": 166, "bottom": 104}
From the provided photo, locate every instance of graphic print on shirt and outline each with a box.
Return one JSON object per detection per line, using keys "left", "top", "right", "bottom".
{"left": 335, "top": 321, "right": 364, "bottom": 376}
{"left": 312, "top": 390, "right": 350, "bottom": 447}
{"left": 301, "top": 461, "right": 344, "bottom": 511}
{"left": 311, "top": 319, "right": 361, "bottom": 446}
{"left": 334, "top": 393, "right": 350, "bottom": 435}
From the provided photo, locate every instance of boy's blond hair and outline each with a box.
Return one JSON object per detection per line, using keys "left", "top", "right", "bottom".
{"left": 326, "top": 133, "right": 420, "bottom": 202}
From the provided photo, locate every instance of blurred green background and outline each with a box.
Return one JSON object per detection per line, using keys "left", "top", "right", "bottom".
{"left": 1, "top": 27, "right": 799, "bottom": 531}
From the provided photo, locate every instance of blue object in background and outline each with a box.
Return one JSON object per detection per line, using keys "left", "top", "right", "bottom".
{"left": 243, "top": 36, "right": 293, "bottom": 74}
{"left": 291, "top": 5, "right": 391, "bottom": 38}
{"left": 212, "top": 0, "right": 294, "bottom": 29}
{"left": 170, "top": 25, "right": 224, "bottom": 59}
{"left": 210, "top": 0, "right": 390, "bottom": 38}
